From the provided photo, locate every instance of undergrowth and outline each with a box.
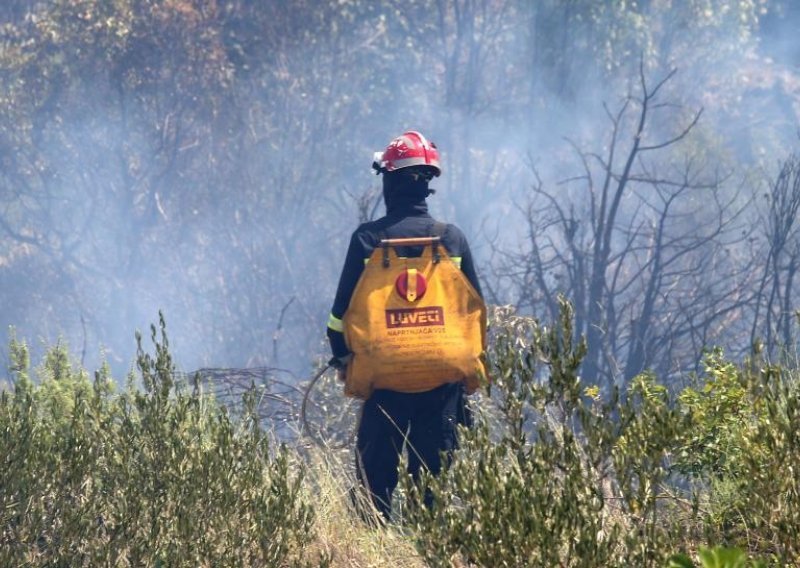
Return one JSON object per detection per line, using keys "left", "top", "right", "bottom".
{"left": 1, "top": 316, "right": 319, "bottom": 567}
{"left": 402, "top": 299, "right": 799, "bottom": 567}
{"left": 2, "top": 303, "right": 798, "bottom": 567}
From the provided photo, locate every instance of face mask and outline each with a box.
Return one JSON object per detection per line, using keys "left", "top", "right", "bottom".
{"left": 383, "top": 173, "right": 429, "bottom": 199}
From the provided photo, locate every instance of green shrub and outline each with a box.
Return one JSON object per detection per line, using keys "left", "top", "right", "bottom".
{"left": 668, "top": 545, "right": 767, "bottom": 568}
{"left": 726, "top": 360, "right": 800, "bottom": 561}
{"left": 674, "top": 348, "right": 800, "bottom": 562}
{"left": 403, "top": 299, "right": 800, "bottom": 567}
{"left": 0, "top": 315, "right": 317, "bottom": 567}
{"left": 676, "top": 349, "right": 765, "bottom": 479}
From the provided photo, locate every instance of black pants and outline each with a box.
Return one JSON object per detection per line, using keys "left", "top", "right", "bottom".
{"left": 355, "top": 381, "right": 471, "bottom": 520}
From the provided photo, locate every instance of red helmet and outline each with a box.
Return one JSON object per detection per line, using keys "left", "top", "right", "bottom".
{"left": 372, "top": 131, "right": 442, "bottom": 177}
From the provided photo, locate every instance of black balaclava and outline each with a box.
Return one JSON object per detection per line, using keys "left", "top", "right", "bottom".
{"left": 382, "top": 170, "right": 432, "bottom": 215}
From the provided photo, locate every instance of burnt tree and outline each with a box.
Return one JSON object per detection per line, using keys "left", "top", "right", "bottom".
{"left": 494, "top": 66, "right": 753, "bottom": 388}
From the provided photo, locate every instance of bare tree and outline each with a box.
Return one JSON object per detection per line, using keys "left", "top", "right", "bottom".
{"left": 750, "top": 155, "right": 800, "bottom": 356}
{"left": 492, "top": 66, "right": 755, "bottom": 388}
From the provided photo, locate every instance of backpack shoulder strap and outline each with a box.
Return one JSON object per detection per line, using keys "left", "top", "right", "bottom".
{"left": 431, "top": 221, "right": 448, "bottom": 239}
{"left": 429, "top": 221, "right": 448, "bottom": 264}
{"left": 374, "top": 230, "right": 389, "bottom": 267}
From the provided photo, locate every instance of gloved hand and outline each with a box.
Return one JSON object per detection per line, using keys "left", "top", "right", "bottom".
{"left": 328, "top": 354, "right": 352, "bottom": 383}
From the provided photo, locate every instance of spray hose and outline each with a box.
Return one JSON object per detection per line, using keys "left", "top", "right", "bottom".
{"left": 300, "top": 363, "right": 357, "bottom": 450}
{"left": 299, "top": 362, "right": 330, "bottom": 446}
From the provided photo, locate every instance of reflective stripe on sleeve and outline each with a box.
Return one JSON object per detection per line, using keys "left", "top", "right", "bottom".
{"left": 327, "top": 313, "right": 344, "bottom": 332}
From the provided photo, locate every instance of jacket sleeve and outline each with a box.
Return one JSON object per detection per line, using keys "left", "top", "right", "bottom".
{"left": 459, "top": 239, "right": 483, "bottom": 300}
{"left": 327, "top": 231, "right": 365, "bottom": 358}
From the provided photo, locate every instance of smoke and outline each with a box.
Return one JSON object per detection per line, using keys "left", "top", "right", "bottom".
{"left": 1, "top": 0, "right": 799, "bottom": 383}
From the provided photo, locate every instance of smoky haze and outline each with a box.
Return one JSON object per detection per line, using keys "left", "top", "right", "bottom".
{"left": 1, "top": 1, "right": 798, "bottom": 387}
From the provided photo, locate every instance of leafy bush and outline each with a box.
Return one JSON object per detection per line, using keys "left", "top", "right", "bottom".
{"left": 402, "top": 299, "right": 800, "bottom": 567}
{"left": 0, "top": 316, "right": 318, "bottom": 567}
{"left": 669, "top": 546, "right": 767, "bottom": 568}
{"left": 676, "top": 349, "right": 765, "bottom": 478}
{"left": 719, "top": 357, "right": 800, "bottom": 560}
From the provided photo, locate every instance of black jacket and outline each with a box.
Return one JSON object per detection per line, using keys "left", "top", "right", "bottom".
{"left": 327, "top": 200, "right": 482, "bottom": 358}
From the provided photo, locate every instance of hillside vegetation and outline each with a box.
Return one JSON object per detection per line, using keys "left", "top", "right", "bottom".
{"left": 2, "top": 305, "right": 798, "bottom": 567}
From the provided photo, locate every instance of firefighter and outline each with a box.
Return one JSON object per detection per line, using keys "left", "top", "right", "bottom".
{"left": 326, "top": 131, "right": 484, "bottom": 520}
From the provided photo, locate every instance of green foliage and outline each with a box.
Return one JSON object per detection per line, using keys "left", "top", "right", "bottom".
{"left": 0, "top": 316, "right": 317, "bottom": 567}
{"left": 729, "top": 361, "right": 800, "bottom": 560}
{"left": 677, "top": 350, "right": 760, "bottom": 477}
{"left": 3, "top": 306, "right": 799, "bottom": 565}
{"left": 672, "top": 349, "right": 800, "bottom": 558}
{"left": 669, "top": 546, "right": 767, "bottom": 568}
{"left": 402, "top": 300, "right": 800, "bottom": 567}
